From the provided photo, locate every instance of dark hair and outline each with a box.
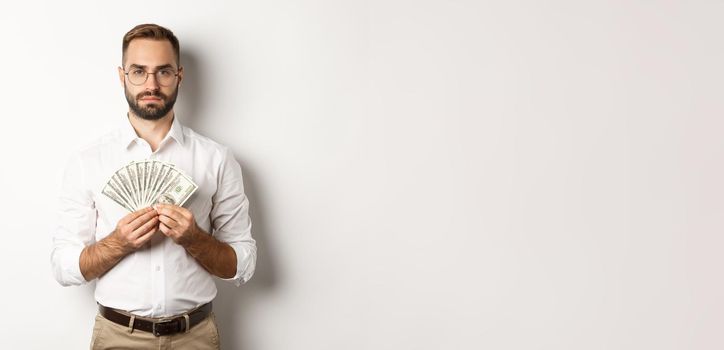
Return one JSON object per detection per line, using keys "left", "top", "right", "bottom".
{"left": 122, "top": 23, "right": 180, "bottom": 67}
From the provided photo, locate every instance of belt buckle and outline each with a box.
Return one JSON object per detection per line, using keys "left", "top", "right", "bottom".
{"left": 152, "top": 319, "right": 177, "bottom": 337}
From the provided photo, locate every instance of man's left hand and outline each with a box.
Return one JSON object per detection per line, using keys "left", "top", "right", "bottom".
{"left": 155, "top": 204, "right": 201, "bottom": 246}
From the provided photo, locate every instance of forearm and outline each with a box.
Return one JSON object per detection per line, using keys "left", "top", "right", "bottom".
{"left": 182, "top": 230, "right": 237, "bottom": 279}
{"left": 79, "top": 234, "right": 130, "bottom": 281}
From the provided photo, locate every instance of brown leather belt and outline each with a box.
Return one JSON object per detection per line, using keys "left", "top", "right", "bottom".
{"left": 98, "top": 302, "right": 212, "bottom": 337}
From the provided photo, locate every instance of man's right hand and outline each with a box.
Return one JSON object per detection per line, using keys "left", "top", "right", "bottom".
{"left": 80, "top": 207, "right": 159, "bottom": 281}
{"left": 108, "top": 207, "right": 160, "bottom": 254}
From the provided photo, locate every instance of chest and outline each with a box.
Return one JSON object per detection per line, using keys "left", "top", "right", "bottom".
{"left": 88, "top": 147, "right": 220, "bottom": 238}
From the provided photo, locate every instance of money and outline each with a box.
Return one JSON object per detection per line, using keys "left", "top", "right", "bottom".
{"left": 102, "top": 160, "right": 198, "bottom": 211}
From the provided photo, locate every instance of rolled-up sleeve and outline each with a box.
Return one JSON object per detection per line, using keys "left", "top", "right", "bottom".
{"left": 50, "top": 153, "right": 96, "bottom": 286}
{"left": 210, "top": 147, "right": 257, "bottom": 286}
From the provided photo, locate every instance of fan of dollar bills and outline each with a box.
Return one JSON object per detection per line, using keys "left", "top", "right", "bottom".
{"left": 102, "top": 160, "right": 198, "bottom": 212}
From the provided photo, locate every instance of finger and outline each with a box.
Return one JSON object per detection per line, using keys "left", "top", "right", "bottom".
{"left": 158, "top": 215, "right": 179, "bottom": 229}
{"left": 154, "top": 204, "right": 178, "bottom": 210}
{"left": 127, "top": 210, "right": 160, "bottom": 231}
{"left": 155, "top": 204, "right": 192, "bottom": 220}
{"left": 159, "top": 222, "right": 173, "bottom": 236}
{"left": 130, "top": 216, "right": 159, "bottom": 240}
{"left": 134, "top": 225, "right": 158, "bottom": 246}
{"left": 121, "top": 207, "right": 154, "bottom": 225}
{"left": 156, "top": 206, "right": 186, "bottom": 224}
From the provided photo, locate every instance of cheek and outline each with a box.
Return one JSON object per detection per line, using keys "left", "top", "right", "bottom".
{"left": 162, "top": 87, "right": 177, "bottom": 98}
{"left": 125, "top": 87, "right": 140, "bottom": 99}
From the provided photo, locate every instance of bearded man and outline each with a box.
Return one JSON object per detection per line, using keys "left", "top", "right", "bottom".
{"left": 51, "top": 23, "right": 257, "bottom": 350}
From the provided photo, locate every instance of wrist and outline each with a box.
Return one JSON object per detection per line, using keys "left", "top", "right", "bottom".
{"left": 179, "top": 225, "right": 200, "bottom": 248}
{"left": 103, "top": 231, "right": 132, "bottom": 256}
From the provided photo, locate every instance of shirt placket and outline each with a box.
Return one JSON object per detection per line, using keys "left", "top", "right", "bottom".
{"left": 131, "top": 139, "right": 167, "bottom": 317}
{"left": 150, "top": 242, "right": 166, "bottom": 317}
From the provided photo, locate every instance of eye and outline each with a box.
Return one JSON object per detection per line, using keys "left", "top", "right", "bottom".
{"left": 130, "top": 69, "right": 145, "bottom": 76}
{"left": 159, "top": 69, "right": 174, "bottom": 77}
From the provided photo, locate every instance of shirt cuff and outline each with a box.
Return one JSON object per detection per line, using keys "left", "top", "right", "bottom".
{"left": 52, "top": 244, "right": 89, "bottom": 286}
{"left": 218, "top": 242, "right": 256, "bottom": 287}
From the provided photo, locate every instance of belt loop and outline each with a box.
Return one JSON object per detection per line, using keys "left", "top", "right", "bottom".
{"left": 184, "top": 314, "right": 191, "bottom": 333}
{"left": 128, "top": 315, "right": 136, "bottom": 334}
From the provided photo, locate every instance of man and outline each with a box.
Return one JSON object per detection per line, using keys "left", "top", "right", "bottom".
{"left": 51, "top": 23, "right": 256, "bottom": 349}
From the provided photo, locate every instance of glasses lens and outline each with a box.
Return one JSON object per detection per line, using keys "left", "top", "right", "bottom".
{"left": 127, "top": 69, "right": 147, "bottom": 85}
{"left": 156, "top": 69, "right": 177, "bottom": 86}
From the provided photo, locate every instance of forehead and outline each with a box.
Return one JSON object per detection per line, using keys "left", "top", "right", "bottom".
{"left": 124, "top": 38, "right": 177, "bottom": 68}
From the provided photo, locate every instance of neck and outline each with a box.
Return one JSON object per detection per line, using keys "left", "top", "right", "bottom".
{"left": 127, "top": 110, "right": 174, "bottom": 152}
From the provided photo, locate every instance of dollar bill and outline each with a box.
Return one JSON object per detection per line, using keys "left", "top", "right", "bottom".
{"left": 114, "top": 167, "right": 139, "bottom": 209}
{"left": 153, "top": 171, "right": 198, "bottom": 206}
{"left": 102, "top": 160, "right": 198, "bottom": 212}
{"left": 102, "top": 182, "right": 134, "bottom": 212}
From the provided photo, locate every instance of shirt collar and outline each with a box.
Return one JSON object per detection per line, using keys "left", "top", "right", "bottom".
{"left": 121, "top": 113, "right": 185, "bottom": 150}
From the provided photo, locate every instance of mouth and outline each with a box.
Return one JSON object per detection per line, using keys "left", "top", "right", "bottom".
{"left": 140, "top": 97, "right": 162, "bottom": 102}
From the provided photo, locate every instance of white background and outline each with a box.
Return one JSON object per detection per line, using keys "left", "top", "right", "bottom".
{"left": 0, "top": 1, "right": 722, "bottom": 349}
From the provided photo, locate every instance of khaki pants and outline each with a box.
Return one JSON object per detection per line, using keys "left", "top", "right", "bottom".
{"left": 90, "top": 312, "right": 221, "bottom": 350}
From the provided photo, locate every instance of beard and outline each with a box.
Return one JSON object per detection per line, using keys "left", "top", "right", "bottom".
{"left": 124, "top": 83, "right": 179, "bottom": 121}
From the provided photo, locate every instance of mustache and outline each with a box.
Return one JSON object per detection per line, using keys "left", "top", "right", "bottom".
{"left": 137, "top": 91, "right": 167, "bottom": 100}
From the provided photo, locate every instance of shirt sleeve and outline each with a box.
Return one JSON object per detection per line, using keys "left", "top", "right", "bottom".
{"left": 50, "top": 152, "right": 97, "bottom": 286}
{"left": 210, "top": 147, "right": 257, "bottom": 286}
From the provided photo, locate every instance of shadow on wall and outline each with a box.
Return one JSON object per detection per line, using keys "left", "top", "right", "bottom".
{"left": 215, "top": 161, "right": 279, "bottom": 350}
{"left": 179, "top": 48, "right": 279, "bottom": 350}
{"left": 177, "top": 49, "right": 205, "bottom": 132}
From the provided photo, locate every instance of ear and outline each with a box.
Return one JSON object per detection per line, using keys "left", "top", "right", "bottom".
{"left": 117, "top": 66, "right": 125, "bottom": 87}
{"left": 177, "top": 66, "right": 184, "bottom": 87}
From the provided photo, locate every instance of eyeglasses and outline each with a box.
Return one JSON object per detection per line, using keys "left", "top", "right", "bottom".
{"left": 123, "top": 67, "right": 180, "bottom": 86}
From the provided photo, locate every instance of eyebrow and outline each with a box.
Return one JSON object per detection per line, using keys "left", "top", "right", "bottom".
{"left": 128, "top": 64, "right": 176, "bottom": 70}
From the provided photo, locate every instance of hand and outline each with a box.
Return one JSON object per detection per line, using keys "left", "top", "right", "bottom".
{"left": 109, "top": 207, "right": 159, "bottom": 254}
{"left": 155, "top": 204, "right": 201, "bottom": 246}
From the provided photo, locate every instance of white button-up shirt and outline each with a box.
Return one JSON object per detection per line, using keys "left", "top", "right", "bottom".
{"left": 51, "top": 115, "right": 256, "bottom": 317}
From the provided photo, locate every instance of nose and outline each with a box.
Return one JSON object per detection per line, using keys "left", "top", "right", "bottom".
{"left": 144, "top": 72, "right": 161, "bottom": 90}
